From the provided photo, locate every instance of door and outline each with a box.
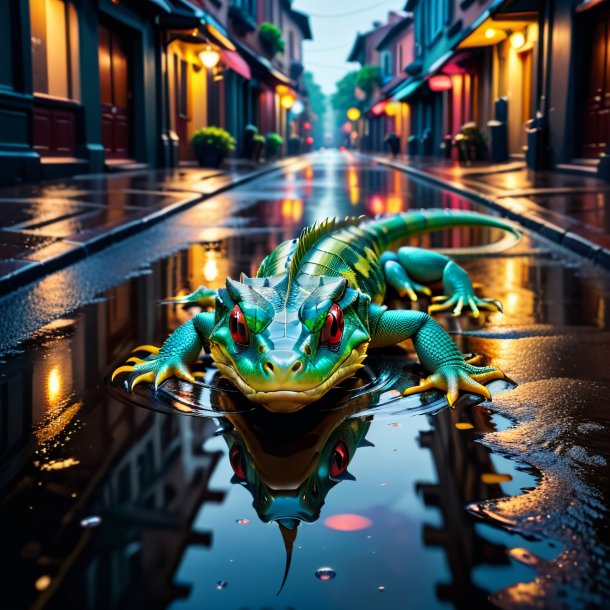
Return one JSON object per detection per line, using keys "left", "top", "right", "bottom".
{"left": 173, "top": 54, "right": 189, "bottom": 160}
{"left": 583, "top": 14, "right": 610, "bottom": 158}
{"left": 99, "top": 22, "right": 131, "bottom": 159}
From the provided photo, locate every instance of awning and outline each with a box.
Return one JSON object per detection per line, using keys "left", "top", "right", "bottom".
{"left": 233, "top": 39, "right": 292, "bottom": 88}
{"left": 393, "top": 77, "right": 425, "bottom": 101}
{"left": 220, "top": 49, "right": 252, "bottom": 80}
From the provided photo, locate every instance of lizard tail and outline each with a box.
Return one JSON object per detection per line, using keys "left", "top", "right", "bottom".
{"left": 372, "top": 209, "right": 521, "bottom": 254}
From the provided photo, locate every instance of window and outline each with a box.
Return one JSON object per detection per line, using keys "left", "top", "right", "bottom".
{"left": 426, "top": 0, "right": 444, "bottom": 45}
{"left": 397, "top": 44, "right": 403, "bottom": 74}
{"left": 266, "top": 0, "right": 274, "bottom": 22}
{"left": 30, "top": 0, "right": 80, "bottom": 100}
{"left": 289, "top": 30, "right": 295, "bottom": 60}
{"left": 232, "top": 0, "right": 257, "bottom": 18}
{"left": 381, "top": 50, "right": 393, "bottom": 79}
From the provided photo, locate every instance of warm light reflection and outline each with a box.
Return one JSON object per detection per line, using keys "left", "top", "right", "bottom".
{"left": 203, "top": 251, "right": 219, "bottom": 282}
{"left": 305, "top": 165, "right": 314, "bottom": 180}
{"left": 47, "top": 368, "right": 61, "bottom": 404}
{"left": 281, "top": 198, "right": 303, "bottom": 222}
{"left": 387, "top": 195, "right": 403, "bottom": 214}
{"left": 40, "top": 457, "right": 80, "bottom": 471}
{"left": 324, "top": 514, "right": 373, "bottom": 531}
{"left": 35, "top": 575, "right": 52, "bottom": 591}
{"left": 369, "top": 195, "right": 385, "bottom": 215}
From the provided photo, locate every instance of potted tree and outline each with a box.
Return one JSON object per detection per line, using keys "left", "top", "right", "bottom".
{"left": 191, "top": 126, "right": 236, "bottom": 168}
{"left": 455, "top": 122, "right": 487, "bottom": 164}
{"left": 258, "top": 23, "right": 285, "bottom": 57}
{"left": 265, "top": 132, "right": 283, "bottom": 160}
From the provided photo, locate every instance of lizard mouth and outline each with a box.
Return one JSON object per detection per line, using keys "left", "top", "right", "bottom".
{"left": 211, "top": 344, "right": 368, "bottom": 413}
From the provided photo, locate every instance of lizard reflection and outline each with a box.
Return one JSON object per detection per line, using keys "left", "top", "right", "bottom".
{"left": 215, "top": 392, "right": 373, "bottom": 593}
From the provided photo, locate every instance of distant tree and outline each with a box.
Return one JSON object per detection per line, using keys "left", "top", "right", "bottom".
{"left": 304, "top": 72, "right": 326, "bottom": 146}
{"left": 331, "top": 70, "right": 359, "bottom": 116}
{"left": 355, "top": 65, "right": 381, "bottom": 98}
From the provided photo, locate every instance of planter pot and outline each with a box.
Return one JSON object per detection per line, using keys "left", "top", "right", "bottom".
{"left": 385, "top": 137, "right": 400, "bottom": 157}
{"left": 265, "top": 145, "right": 280, "bottom": 161}
{"left": 195, "top": 146, "right": 225, "bottom": 168}
{"left": 252, "top": 140, "right": 264, "bottom": 162}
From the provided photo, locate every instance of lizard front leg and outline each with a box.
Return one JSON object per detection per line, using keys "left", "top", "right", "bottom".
{"left": 112, "top": 311, "right": 216, "bottom": 390}
{"left": 370, "top": 308, "right": 504, "bottom": 406}
{"left": 381, "top": 247, "right": 502, "bottom": 317}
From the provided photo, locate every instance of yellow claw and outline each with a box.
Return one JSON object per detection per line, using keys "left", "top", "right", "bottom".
{"left": 132, "top": 345, "right": 160, "bottom": 355}
{"left": 154, "top": 367, "right": 175, "bottom": 390}
{"left": 452, "top": 297, "right": 464, "bottom": 316}
{"left": 428, "top": 303, "right": 450, "bottom": 314}
{"left": 471, "top": 369, "right": 506, "bottom": 385}
{"left": 193, "top": 371, "right": 206, "bottom": 378}
{"left": 465, "top": 354, "right": 484, "bottom": 366}
{"left": 112, "top": 365, "right": 134, "bottom": 381}
{"left": 126, "top": 357, "right": 147, "bottom": 365}
{"left": 421, "top": 286, "right": 432, "bottom": 297}
{"left": 130, "top": 371, "right": 156, "bottom": 391}
{"left": 431, "top": 295, "right": 449, "bottom": 303}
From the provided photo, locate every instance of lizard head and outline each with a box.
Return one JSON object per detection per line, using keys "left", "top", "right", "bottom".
{"left": 208, "top": 274, "right": 371, "bottom": 412}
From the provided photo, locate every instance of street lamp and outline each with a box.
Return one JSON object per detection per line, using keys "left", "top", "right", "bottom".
{"left": 281, "top": 94, "right": 295, "bottom": 110}
{"left": 291, "top": 99, "right": 305, "bottom": 116}
{"left": 510, "top": 32, "right": 526, "bottom": 49}
{"left": 199, "top": 45, "right": 220, "bottom": 69}
{"left": 346, "top": 107, "right": 361, "bottom": 121}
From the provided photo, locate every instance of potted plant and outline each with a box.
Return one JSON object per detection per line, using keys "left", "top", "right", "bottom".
{"left": 252, "top": 134, "right": 265, "bottom": 162}
{"left": 455, "top": 122, "right": 487, "bottom": 164}
{"left": 243, "top": 124, "right": 258, "bottom": 159}
{"left": 191, "top": 126, "right": 236, "bottom": 168}
{"left": 384, "top": 133, "right": 400, "bottom": 157}
{"left": 258, "top": 22, "right": 285, "bottom": 57}
{"left": 265, "top": 132, "right": 283, "bottom": 160}
{"left": 288, "top": 135, "right": 302, "bottom": 156}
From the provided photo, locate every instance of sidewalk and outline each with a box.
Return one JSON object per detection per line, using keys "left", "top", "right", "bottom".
{"left": 370, "top": 154, "right": 610, "bottom": 269}
{"left": 0, "top": 158, "right": 302, "bottom": 295}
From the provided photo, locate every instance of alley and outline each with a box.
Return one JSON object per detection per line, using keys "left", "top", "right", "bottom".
{"left": 2, "top": 152, "right": 610, "bottom": 609}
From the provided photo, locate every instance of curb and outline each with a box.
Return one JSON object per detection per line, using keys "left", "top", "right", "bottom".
{"left": 0, "top": 157, "right": 307, "bottom": 295}
{"left": 368, "top": 154, "right": 610, "bottom": 270}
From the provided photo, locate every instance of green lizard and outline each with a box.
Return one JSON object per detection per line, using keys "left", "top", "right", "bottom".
{"left": 113, "top": 210, "right": 518, "bottom": 411}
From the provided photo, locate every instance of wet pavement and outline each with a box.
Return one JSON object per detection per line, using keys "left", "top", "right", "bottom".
{"left": 373, "top": 155, "right": 610, "bottom": 266}
{"left": 0, "top": 159, "right": 298, "bottom": 294}
{"left": 1, "top": 151, "right": 610, "bottom": 609}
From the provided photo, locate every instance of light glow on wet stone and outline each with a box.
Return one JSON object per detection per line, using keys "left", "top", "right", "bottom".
{"left": 323, "top": 514, "right": 372, "bottom": 531}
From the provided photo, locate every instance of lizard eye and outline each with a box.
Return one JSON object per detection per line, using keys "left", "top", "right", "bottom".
{"left": 329, "top": 441, "right": 349, "bottom": 478}
{"left": 320, "top": 303, "right": 344, "bottom": 346}
{"left": 230, "top": 305, "right": 249, "bottom": 346}
{"left": 230, "top": 446, "right": 246, "bottom": 480}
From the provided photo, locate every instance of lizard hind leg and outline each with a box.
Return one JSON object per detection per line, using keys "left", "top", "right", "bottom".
{"left": 380, "top": 252, "right": 431, "bottom": 303}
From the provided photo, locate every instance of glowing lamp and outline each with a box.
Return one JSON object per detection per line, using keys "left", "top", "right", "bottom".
{"left": 276, "top": 84, "right": 289, "bottom": 95}
{"left": 371, "top": 102, "right": 386, "bottom": 116}
{"left": 291, "top": 99, "right": 304, "bottom": 115}
{"left": 304, "top": 121, "right": 312, "bottom": 130}
{"left": 485, "top": 28, "right": 496, "bottom": 39}
{"left": 346, "top": 107, "right": 361, "bottom": 121}
{"left": 342, "top": 121, "right": 352, "bottom": 134}
{"left": 281, "top": 94, "right": 295, "bottom": 109}
{"left": 305, "top": 136, "right": 314, "bottom": 145}
{"left": 199, "top": 45, "right": 220, "bottom": 69}
{"left": 510, "top": 32, "right": 525, "bottom": 49}
{"left": 385, "top": 101, "right": 400, "bottom": 116}
{"left": 428, "top": 74, "right": 452, "bottom": 92}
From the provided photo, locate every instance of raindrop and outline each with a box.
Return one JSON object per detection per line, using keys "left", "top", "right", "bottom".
{"left": 315, "top": 567, "right": 336, "bottom": 581}
{"left": 80, "top": 516, "right": 102, "bottom": 528}
{"left": 216, "top": 580, "right": 228, "bottom": 590}
{"left": 235, "top": 518, "right": 250, "bottom": 525}
{"left": 378, "top": 586, "right": 385, "bottom": 592}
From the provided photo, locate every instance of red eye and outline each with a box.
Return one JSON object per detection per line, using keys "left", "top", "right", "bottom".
{"left": 230, "top": 446, "right": 246, "bottom": 479}
{"left": 329, "top": 441, "right": 349, "bottom": 478}
{"left": 320, "top": 303, "right": 344, "bottom": 346}
{"left": 230, "top": 305, "right": 249, "bottom": 346}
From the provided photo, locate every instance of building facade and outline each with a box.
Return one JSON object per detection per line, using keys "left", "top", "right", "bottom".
{"left": 0, "top": 0, "right": 312, "bottom": 187}
{"left": 347, "top": 0, "right": 610, "bottom": 175}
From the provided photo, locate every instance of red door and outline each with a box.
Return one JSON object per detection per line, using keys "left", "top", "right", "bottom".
{"left": 99, "top": 23, "right": 131, "bottom": 159}
{"left": 583, "top": 14, "right": 610, "bottom": 158}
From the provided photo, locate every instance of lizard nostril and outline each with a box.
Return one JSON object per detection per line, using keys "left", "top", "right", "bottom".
{"left": 291, "top": 361, "right": 303, "bottom": 373}
{"left": 264, "top": 361, "right": 275, "bottom": 374}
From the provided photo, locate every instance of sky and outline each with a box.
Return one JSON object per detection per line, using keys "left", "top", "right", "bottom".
{"left": 293, "top": 0, "right": 406, "bottom": 96}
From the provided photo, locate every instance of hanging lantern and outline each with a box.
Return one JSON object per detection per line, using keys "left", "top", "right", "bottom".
{"left": 385, "top": 101, "right": 401, "bottom": 116}
{"left": 199, "top": 45, "right": 220, "bottom": 69}
{"left": 428, "top": 74, "right": 452, "bottom": 92}
{"left": 346, "top": 107, "right": 361, "bottom": 121}
{"left": 281, "top": 94, "right": 295, "bottom": 109}
{"left": 510, "top": 32, "right": 525, "bottom": 49}
{"left": 371, "top": 101, "right": 386, "bottom": 116}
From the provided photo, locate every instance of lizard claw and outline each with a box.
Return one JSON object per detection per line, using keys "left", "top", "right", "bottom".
{"left": 428, "top": 293, "right": 503, "bottom": 318}
{"left": 402, "top": 362, "right": 504, "bottom": 407}
{"left": 384, "top": 260, "right": 431, "bottom": 302}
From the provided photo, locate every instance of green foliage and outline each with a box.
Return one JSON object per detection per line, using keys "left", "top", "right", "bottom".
{"left": 265, "top": 132, "right": 284, "bottom": 149}
{"left": 331, "top": 70, "right": 359, "bottom": 114}
{"left": 245, "top": 124, "right": 258, "bottom": 134}
{"left": 355, "top": 65, "right": 381, "bottom": 97}
{"left": 304, "top": 72, "right": 326, "bottom": 119}
{"left": 191, "top": 126, "right": 236, "bottom": 155}
{"left": 253, "top": 134, "right": 265, "bottom": 144}
{"left": 259, "top": 22, "right": 285, "bottom": 56}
